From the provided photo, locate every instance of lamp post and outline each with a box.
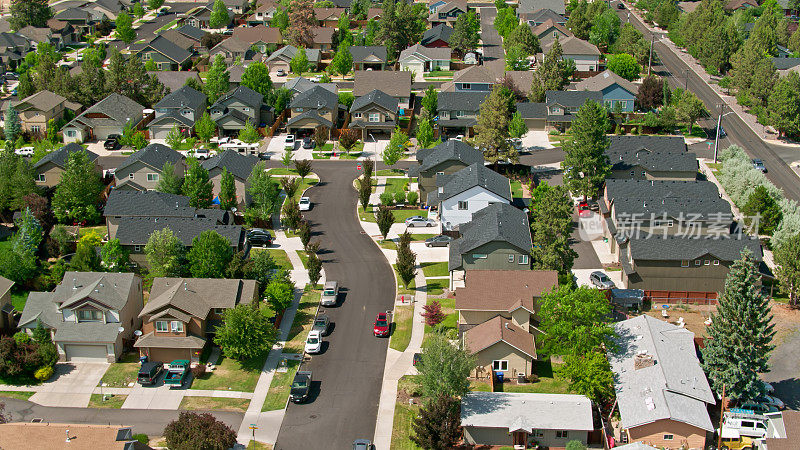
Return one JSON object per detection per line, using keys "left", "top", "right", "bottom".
{"left": 713, "top": 106, "right": 734, "bottom": 164}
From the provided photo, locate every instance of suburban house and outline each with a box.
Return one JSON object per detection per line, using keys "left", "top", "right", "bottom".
{"left": 760, "top": 410, "right": 800, "bottom": 447}
{"left": 148, "top": 71, "right": 203, "bottom": 92}
{"left": 428, "top": 0, "right": 468, "bottom": 27}
{"left": 209, "top": 36, "right": 257, "bottom": 63}
{"left": 353, "top": 71, "right": 412, "bottom": 109}
{"left": 148, "top": 86, "right": 207, "bottom": 139}
{"left": 168, "top": 25, "right": 206, "bottom": 53}
{"left": 398, "top": 44, "right": 451, "bottom": 75}
{"left": 201, "top": 149, "right": 259, "bottom": 207}
{"left": 103, "top": 190, "right": 230, "bottom": 241}
{"left": 516, "top": 101, "right": 549, "bottom": 131}
{"left": 18, "top": 26, "right": 65, "bottom": 50}
{"left": 286, "top": 85, "right": 340, "bottom": 138}
{"left": 264, "top": 45, "right": 322, "bottom": 73}
{"left": 62, "top": 93, "right": 146, "bottom": 144}
{"left": 575, "top": 69, "right": 639, "bottom": 112}
{"left": 116, "top": 217, "right": 245, "bottom": 267}
{"left": 540, "top": 36, "right": 601, "bottom": 72}
{"left": 184, "top": 4, "right": 233, "bottom": 28}
{"left": 46, "top": 19, "right": 79, "bottom": 46}
{"left": 152, "top": 29, "right": 196, "bottom": 55}
{"left": 461, "top": 392, "right": 593, "bottom": 448}
{"left": 349, "top": 89, "right": 398, "bottom": 140}
{"left": 607, "top": 136, "right": 698, "bottom": 180}
{"left": 436, "top": 91, "right": 488, "bottom": 137}
{"left": 0, "top": 275, "right": 14, "bottom": 332}
{"left": 465, "top": 316, "right": 537, "bottom": 378}
{"left": 33, "top": 143, "right": 100, "bottom": 189}
{"left": 17, "top": 272, "right": 143, "bottom": 362}
{"left": 210, "top": 85, "right": 273, "bottom": 136}
{"left": 230, "top": 25, "right": 283, "bottom": 54}
{"left": 314, "top": 8, "right": 347, "bottom": 27}
{"left": 7, "top": 90, "right": 80, "bottom": 137}
{"left": 517, "top": 0, "right": 567, "bottom": 17}
{"left": 455, "top": 269, "right": 557, "bottom": 335}
{"left": 420, "top": 23, "right": 453, "bottom": 47}
{"left": 114, "top": 143, "right": 186, "bottom": 191}
{"left": 521, "top": 8, "right": 566, "bottom": 26}
{"left": 284, "top": 76, "right": 336, "bottom": 96}
{"left": 725, "top": 0, "right": 759, "bottom": 10}
{"left": 409, "top": 140, "right": 485, "bottom": 203}
{"left": 609, "top": 315, "right": 715, "bottom": 449}
{"left": 309, "top": 27, "right": 336, "bottom": 52}
{"left": 545, "top": 90, "right": 603, "bottom": 131}
{"left": 248, "top": 0, "right": 278, "bottom": 25}
{"left": 448, "top": 203, "right": 531, "bottom": 289}
{"left": 53, "top": 8, "right": 100, "bottom": 36}
{"left": 0, "top": 423, "right": 151, "bottom": 449}
{"left": 0, "top": 32, "right": 32, "bottom": 71}
{"left": 221, "top": 0, "right": 251, "bottom": 15}
{"left": 135, "top": 35, "right": 192, "bottom": 71}
{"left": 443, "top": 65, "right": 495, "bottom": 92}
{"left": 532, "top": 18, "right": 572, "bottom": 45}
{"left": 428, "top": 163, "right": 512, "bottom": 230}
{"left": 349, "top": 46, "right": 388, "bottom": 71}
{"left": 134, "top": 277, "right": 258, "bottom": 364}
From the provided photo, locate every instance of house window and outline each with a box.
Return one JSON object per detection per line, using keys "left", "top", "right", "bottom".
{"left": 714, "top": 260, "right": 720, "bottom": 265}
{"left": 369, "top": 113, "right": 380, "bottom": 122}
{"left": 461, "top": 83, "right": 470, "bottom": 89}
{"left": 436, "top": 171, "right": 444, "bottom": 175}
{"left": 704, "top": 260, "right": 710, "bottom": 265}
{"left": 36, "top": 174, "right": 45, "bottom": 182}
{"left": 66, "top": 130, "right": 76, "bottom": 137}
{"left": 663, "top": 434, "right": 674, "bottom": 440}
{"left": 695, "top": 260, "right": 701, "bottom": 266}
{"left": 128, "top": 173, "right": 134, "bottom": 179}
{"left": 518, "top": 255, "right": 529, "bottom": 265}
{"left": 552, "top": 107, "right": 561, "bottom": 114}
{"left": 508, "top": 254, "right": 515, "bottom": 263}
{"left": 641, "top": 171, "right": 646, "bottom": 177}
{"left": 681, "top": 260, "right": 689, "bottom": 267}
{"left": 213, "top": 308, "right": 226, "bottom": 314}
{"left": 604, "top": 100, "right": 612, "bottom": 108}
{"left": 492, "top": 360, "right": 508, "bottom": 371}
{"left": 556, "top": 431, "right": 569, "bottom": 438}
{"left": 295, "top": 108, "right": 304, "bottom": 113}
{"left": 155, "top": 321, "right": 169, "bottom": 332}
{"left": 147, "top": 173, "right": 159, "bottom": 182}
{"left": 134, "top": 245, "right": 141, "bottom": 252}
{"left": 630, "top": 170, "right": 635, "bottom": 176}
{"left": 181, "top": 109, "right": 192, "bottom": 115}
{"left": 531, "top": 430, "right": 544, "bottom": 438}
{"left": 243, "top": 107, "right": 250, "bottom": 112}
{"left": 353, "top": 112, "right": 362, "bottom": 118}
{"left": 472, "top": 253, "right": 488, "bottom": 259}
{"left": 77, "top": 309, "right": 103, "bottom": 322}
{"left": 619, "top": 101, "right": 627, "bottom": 109}
{"left": 456, "top": 110, "right": 466, "bottom": 117}
{"left": 31, "top": 125, "right": 41, "bottom": 134}
{"left": 457, "top": 201, "right": 468, "bottom": 210}
{"left": 171, "top": 321, "right": 184, "bottom": 332}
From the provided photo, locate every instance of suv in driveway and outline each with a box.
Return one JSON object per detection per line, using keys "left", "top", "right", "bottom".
{"left": 590, "top": 271, "right": 615, "bottom": 289}
{"left": 321, "top": 281, "right": 338, "bottom": 306}
{"left": 137, "top": 361, "right": 163, "bottom": 385}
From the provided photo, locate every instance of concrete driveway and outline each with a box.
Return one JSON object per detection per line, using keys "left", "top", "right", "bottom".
{"left": 522, "top": 130, "right": 554, "bottom": 151}
{"left": 121, "top": 379, "right": 186, "bottom": 410}
{"left": 29, "top": 362, "right": 109, "bottom": 407}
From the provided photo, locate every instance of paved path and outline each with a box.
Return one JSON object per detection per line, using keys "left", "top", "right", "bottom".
{"left": 479, "top": 7, "right": 506, "bottom": 79}
{"left": 275, "top": 161, "right": 396, "bottom": 450}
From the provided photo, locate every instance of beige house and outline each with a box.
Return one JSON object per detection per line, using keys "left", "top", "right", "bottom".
{"left": 348, "top": 89, "right": 398, "bottom": 140}
{"left": 33, "top": 143, "right": 100, "bottom": 188}
{"left": 464, "top": 316, "right": 537, "bottom": 378}
{"left": 201, "top": 149, "right": 259, "bottom": 208}
{"left": 0, "top": 275, "right": 14, "bottom": 332}
{"left": 62, "top": 93, "right": 146, "bottom": 144}
{"left": 114, "top": 143, "right": 185, "bottom": 191}
{"left": 286, "top": 85, "right": 339, "bottom": 138}
{"left": 7, "top": 90, "right": 80, "bottom": 137}
{"left": 17, "top": 272, "right": 144, "bottom": 362}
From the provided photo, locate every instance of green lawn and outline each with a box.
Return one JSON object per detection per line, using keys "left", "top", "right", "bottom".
{"left": 421, "top": 262, "right": 448, "bottom": 278}
{"left": 425, "top": 279, "right": 447, "bottom": 296}
{"left": 338, "top": 152, "right": 362, "bottom": 159}
{"left": 393, "top": 264, "right": 415, "bottom": 296}
{"left": 410, "top": 234, "right": 437, "bottom": 242}
{"left": 283, "top": 287, "right": 321, "bottom": 354}
{"left": 358, "top": 205, "right": 377, "bottom": 223}
{"left": 78, "top": 225, "right": 106, "bottom": 238}
{"left": 379, "top": 239, "right": 397, "bottom": 250}
{"left": 252, "top": 248, "right": 293, "bottom": 271}
{"left": 707, "top": 162, "right": 722, "bottom": 173}
{"left": 262, "top": 359, "right": 300, "bottom": 411}
{"left": 297, "top": 250, "right": 309, "bottom": 269}
{"left": 495, "top": 360, "right": 569, "bottom": 394}
{"left": 267, "top": 168, "right": 299, "bottom": 175}
{"left": 423, "top": 297, "right": 456, "bottom": 336}
{"left": 376, "top": 169, "right": 405, "bottom": 177}
{"left": 391, "top": 209, "right": 429, "bottom": 223}
{"left": 392, "top": 375, "right": 422, "bottom": 450}
{"left": 312, "top": 152, "right": 332, "bottom": 159}
{"left": 389, "top": 304, "right": 413, "bottom": 352}
{"left": 99, "top": 352, "right": 140, "bottom": 387}
{"left": 510, "top": 180, "right": 524, "bottom": 198}
{"left": 470, "top": 379, "right": 493, "bottom": 392}
{"left": 383, "top": 178, "right": 408, "bottom": 195}
{"left": 179, "top": 396, "right": 250, "bottom": 412}
{"left": 89, "top": 393, "right": 127, "bottom": 409}
{"left": 10, "top": 289, "right": 29, "bottom": 312}
{"left": 190, "top": 352, "right": 267, "bottom": 392}
{"left": 247, "top": 441, "right": 273, "bottom": 450}
{"left": 548, "top": 133, "right": 572, "bottom": 145}
{"left": 0, "top": 391, "right": 34, "bottom": 400}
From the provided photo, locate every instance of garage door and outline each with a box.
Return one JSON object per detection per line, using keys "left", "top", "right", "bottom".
{"left": 64, "top": 344, "right": 108, "bottom": 362}
{"left": 524, "top": 119, "right": 546, "bottom": 131}
{"left": 94, "top": 126, "right": 120, "bottom": 141}
{"left": 151, "top": 126, "right": 171, "bottom": 140}
{"left": 148, "top": 347, "right": 192, "bottom": 364}
{"left": 405, "top": 63, "right": 424, "bottom": 76}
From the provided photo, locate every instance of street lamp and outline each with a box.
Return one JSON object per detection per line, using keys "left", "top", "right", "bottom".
{"left": 713, "top": 106, "right": 734, "bottom": 164}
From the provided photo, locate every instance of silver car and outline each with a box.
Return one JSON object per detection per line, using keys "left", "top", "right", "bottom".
{"left": 405, "top": 216, "right": 436, "bottom": 227}
{"left": 312, "top": 314, "right": 330, "bottom": 335}
{"left": 321, "top": 281, "right": 338, "bottom": 306}
{"left": 589, "top": 271, "right": 615, "bottom": 289}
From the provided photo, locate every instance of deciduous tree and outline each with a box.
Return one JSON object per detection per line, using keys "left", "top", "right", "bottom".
{"left": 246, "top": 162, "right": 281, "bottom": 225}
{"left": 10, "top": 0, "right": 52, "bottom": 31}
{"left": 101, "top": 239, "right": 130, "bottom": 272}
{"left": 240, "top": 62, "right": 273, "bottom": 103}
{"left": 194, "top": 112, "right": 217, "bottom": 142}
{"left": 218, "top": 167, "right": 237, "bottom": 210}
{"left": 676, "top": 90, "right": 706, "bottom": 131}
{"left": 145, "top": 228, "right": 186, "bottom": 277}
{"left": 376, "top": 205, "right": 394, "bottom": 240}
{"left": 287, "top": 0, "right": 316, "bottom": 47}
{"left": 71, "top": 231, "right": 102, "bottom": 272}
{"left": 411, "top": 395, "right": 461, "bottom": 450}
{"left": 450, "top": 10, "right": 480, "bottom": 54}
{"left": 209, "top": 0, "right": 229, "bottom": 28}
{"left": 383, "top": 128, "right": 408, "bottom": 166}
{"left": 416, "top": 118, "right": 435, "bottom": 149}
{"left": 421, "top": 300, "right": 445, "bottom": 327}
{"left": 330, "top": 42, "right": 353, "bottom": 76}
{"left": 188, "top": 230, "right": 233, "bottom": 278}
{"left": 416, "top": 333, "right": 474, "bottom": 399}
{"left": 52, "top": 150, "right": 103, "bottom": 224}
{"left": 396, "top": 231, "right": 416, "bottom": 286}
{"left": 474, "top": 85, "right": 514, "bottom": 164}
{"left": 607, "top": 53, "right": 640, "bottom": 82}
{"left": 559, "top": 352, "right": 614, "bottom": 403}
{"left": 775, "top": 232, "right": 800, "bottom": 307}
{"left": 588, "top": 9, "right": 620, "bottom": 51}
{"left": 282, "top": 198, "right": 302, "bottom": 230}
{"left": 290, "top": 47, "right": 310, "bottom": 74}
{"left": 493, "top": 7, "right": 518, "bottom": 38}
{"left": 238, "top": 120, "right": 261, "bottom": 144}
{"left": 505, "top": 23, "right": 540, "bottom": 54}
{"left": 338, "top": 128, "right": 359, "bottom": 153}
{"left": 508, "top": 111, "right": 527, "bottom": 139}
{"left": 182, "top": 158, "right": 213, "bottom": 208}
{"left": 539, "top": 285, "right": 615, "bottom": 357}
{"left": 420, "top": 85, "right": 437, "bottom": 118}
{"left": 294, "top": 159, "right": 313, "bottom": 180}
{"left": 204, "top": 54, "right": 230, "bottom": 104}
{"left": 636, "top": 75, "right": 664, "bottom": 110}
{"left": 115, "top": 12, "right": 136, "bottom": 44}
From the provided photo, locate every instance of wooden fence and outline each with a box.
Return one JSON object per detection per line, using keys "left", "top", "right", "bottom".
{"left": 644, "top": 290, "right": 718, "bottom": 305}
{"left": 265, "top": 109, "right": 288, "bottom": 138}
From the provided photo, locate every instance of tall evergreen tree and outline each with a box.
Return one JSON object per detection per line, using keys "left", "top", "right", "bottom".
{"left": 17, "top": 71, "right": 35, "bottom": 100}
{"left": 209, "top": 0, "right": 229, "bottom": 28}
{"left": 218, "top": 167, "right": 237, "bottom": 210}
{"left": 529, "top": 182, "right": 576, "bottom": 275}
{"left": 474, "top": 85, "right": 516, "bottom": 164}
{"left": 182, "top": 158, "right": 213, "bottom": 208}
{"left": 702, "top": 250, "right": 776, "bottom": 401}
{"left": 4, "top": 106, "right": 20, "bottom": 145}
{"left": 561, "top": 100, "right": 610, "bottom": 199}
{"left": 529, "top": 37, "right": 574, "bottom": 101}
{"left": 156, "top": 161, "right": 184, "bottom": 195}
{"left": 449, "top": 10, "right": 480, "bottom": 55}
{"left": 775, "top": 233, "right": 800, "bottom": 307}
{"left": 52, "top": 150, "right": 103, "bottom": 224}
{"left": 0, "top": 149, "right": 37, "bottom": 214}
{"left": 204, "top": 54, "right": 230, "bottom": 104}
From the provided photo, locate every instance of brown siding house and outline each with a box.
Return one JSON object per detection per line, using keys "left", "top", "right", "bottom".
{"left": 33, "top": 143, "right": 100, "bottom": 188}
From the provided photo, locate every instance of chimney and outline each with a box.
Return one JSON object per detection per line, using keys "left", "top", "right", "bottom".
{"left": 634, "top": 353, "right": 655, "bottom": 370}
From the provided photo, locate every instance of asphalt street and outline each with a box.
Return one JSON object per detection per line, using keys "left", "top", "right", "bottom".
{"left": 615, "top": 2, "right": 800, "bottom": 203}
{"left": 0, "top": 397, "right": 243, "bottom": 436}
{"left": 479, "top": 8, "right": 506, "bottom": 79}
{"left": 274, "top": 161, "right": 396, "bottom": 449}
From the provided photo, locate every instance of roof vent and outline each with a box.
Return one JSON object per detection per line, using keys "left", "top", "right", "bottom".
{"left": 634, "top": 353, "right": 655, "bottom": 370}
{"left": 72, "top": 278, "right": 78, "bottom": 290}
{"left": 504, "top": 322, "right": 510, "bottom": 330}
{"left": 184, "top": 282, "right": 188, "bottom": 291}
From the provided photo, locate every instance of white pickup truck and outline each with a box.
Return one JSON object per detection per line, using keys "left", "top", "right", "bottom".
{"left": 220, "top": 139, "right": 259, "bottom": 154}
{"left": 179, "top": 148, "right": 217, "bottom": 160}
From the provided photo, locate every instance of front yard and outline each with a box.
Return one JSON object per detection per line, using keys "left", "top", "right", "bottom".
{"left": 89, "top": 393, "right": 127, "bottom": 409}
{"left": 98, "top": 352, "right": 140, "bottom": 387}
{"left": 179, "top": 396, "right": 251, "bottom": 412}
{"left": 0, "top": 391, "right": 34, "bottom": 400}
{"left": 391, "top": 375, "right": 422, "bottom": 450}
{"left": 393, "top": 264, "right": 416, "bottom": 297}
{"left": 261, "top": 358, "right": 300, "bottom": 411}
{"left": 251, "top": 248, "right": 293, "bottom": 271}
{"left": 421, "top": 262, "right": 448, "bottom": 278}
{"left": 389, "top": 304, "right": 413, "bottom": 352}
{"left": 282, "top": 286, "right": 321, "bottom": 354}
{"left": 190, "top": 352, "right": 267, "bottom": 392}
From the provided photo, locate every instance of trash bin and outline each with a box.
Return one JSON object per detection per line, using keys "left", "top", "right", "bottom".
{"left": 496, "top": 371, "right": 504, "bottom": 383}
{"left": 139, "top": 355, "right": 147, "bottom": 364}
{"left": 517, "top": 373, "right": 527, "bottom": 383}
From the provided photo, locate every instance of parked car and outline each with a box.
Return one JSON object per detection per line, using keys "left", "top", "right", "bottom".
{"left": 302, "top": 137, "right": 315, "bottom": 149}
{"left": 321, "top": 281, "right": 338, "bottom": 306}
{"left": 164, "top": 360, "right": 190, "bottom": 387}
{"left": 312, "top": 314, "right": 330, "bottom": 335}
{"left": 405, "top": 216, "right": 436, "bottom": 227}
{"left": 137, "top": 361, "right": 163, "bottom": 385}
{"left": 14, "top": 146, "right": 34, "bottom": 157}
{"left": 373, "top": 312, "right": 390, "bottom": 337}
{"left": 739, "top": 400, "right": 779, "bottom": 414}
{"left": 285, "top": 134, "right": 296, "bottom": 149}
{"left": 756, "top": 394, "right": 784, "bottom": 410}
{"left": 507, "top": 138, "right": 523, "bottom": 150}
{"left": 247, "top": 229, "right": 273, "bottom": 247}
{"left": 762, "top": 381, "right": 775, "bottom": 393}
{"left": 211, "top": 136, "right": 231, "bottom": 145}
{"left": 752, "top": 159, "right": 767, "bottom": 173}
{"left": 193, "top": 148, "right": 210, "bottom": 159}
{"left": 4, "top": 72, "right": 17, "bottom": 80}
{"left": 424, "top": 234, "right": 452, "bottom": 247}
{"left": 276, "top": 68, "right": 286, "bottom": 77}
{"left": 299, "top": 197, "right": 311, "bottom": 211}
{"left": 590, "top": 271, "right": 616, "bottom": 289}
{"left": 353, "top": 439, "right": 374, "bottom": 450}
{"left": 718, "top": 428, "right": 754, "bottom": 450}
{"left": 305, "top": 330, "right": 323, "bottom": 354}
{"left": 289, "top": 370, "right": 312, "bottom": 403}
{"left": 104, "top": 135, "right": 121, "bottom": 150}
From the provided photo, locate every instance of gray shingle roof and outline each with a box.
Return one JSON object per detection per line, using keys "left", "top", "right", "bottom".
{"left": 605, "top": 179, "right": 729, "bottom": 220}
{"left": 449, "top": 203, "right": 531, "bottom": 270}
{"left": 283, "top": 76, "right": 335, "bottom": 94}
{"left": 34, "top": 143, "right": 99, "bottom": 169}
{"left": 290, "top": 85, "right": 339, "bottom": 110}
{"left": 771, "top": 57, "right": 800, "bottom": 70}
{"left": 420, "top": 23, "right": 453, "bottom": 46}
{"left": 104, "top": 190, "right": 191, "bottom": 217}
{"left": 515, "top": 102, "right": 547, "bottom": 119}
{"left": 437, "top": 91, "right": 489, "bottom": 112}
{"left": 545, "top": 90, "right": 603, "bottom": 107}
{"left": 608, "top": 136, "right": 698, "bottom": 173}
{"left": 416, "top": 140, "right": 484, "bottom": 173}
{"left": 66, "top": 93, "right": 145, "bottom": 131}
{"left": 116, "top": 143, "right": 183, "bottom": 173}
{"left": 430, "top": 163, "right": 511, "bottom": 204}
{"left": 140, "top": 35, "right": 192, "bottom": 63}
{"left": 461, "top": 392, "right": 593, "bottom": 432}
{"left": 148, "top": 110, "right": 195, "bottom": 127}
{"left": 147, "top": 71, "right": 203, "bottom": 93}
{"left": 212, "top": 85, "right": 265, "bottom": 110}
{"left": 134, "top": 331, "right": 207, "bottom": 348}
{"left": 201, "top": 149, "right": 259, "bottom": 180}
{"left": 154, "top": 85, "right": 206, "bottom": 110}
{"left": 609, "top": 315, "right": 716, "bottom": 431}
{"left": 627, "top": 235, "right": 762, "bottom": 261}
{"left": 398, "top": 44, "right": 451, "bottom": 62}
{"left": 350, "top": 89, "right": 398, "bottom": 112}
{"left": 176, "top": 24, "right": 205, "bottom": 41}
{"left": 349, "top": 45, "right": 387, "bottom": 63}
{"left": 263, "top": 45, "right": 322, "bottom": 64}
{"left": 54, "top": 322, "right": 124, "bottom": 342}
{"left": 522, "top": 8, "right": 566, "bottom": 24}
{"left": 518, "top": 0, "right": 566, "bottom": 15}
{"left": 115, "top": 216, "right": 243, "bottom": 247}
{"left": 140, "top": 277, "right": 256, "bottom": 320}
{"left": 542, "top": 35, "right": 600, "bottom": 55}
{"left": 353, "top": 71, "right": 412, "bottom": 98}
{"left": 574, "top": 69, "right": 639, "bottom": 95}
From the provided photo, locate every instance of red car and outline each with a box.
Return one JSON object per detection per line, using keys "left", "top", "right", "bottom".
{"left": 373, "top": 313, "right": 390, "bottom": 337}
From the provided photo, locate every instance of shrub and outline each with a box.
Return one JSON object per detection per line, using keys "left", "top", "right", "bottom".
{"left": 37, "top": 342, "right": 59, "bottom": 367}
{"left": 132, "top": 434, "right": 149, "bottom": 445}
{"left": 191, "top": 364, "right": 206, "bottom": 378}
{"left": 379, "top": 192, "right": 394, "bottom": 205}
{"left": 13, "top": 332, "right": 30, "bottom": 345}
{"left": 34, "top": 365, "right": 53, "bottom": 382}
{"left": 407, "top": 191, "right": 418, "bottom": 205}
{"left": 394, "top": 191, "right": 406, "bottom": 204}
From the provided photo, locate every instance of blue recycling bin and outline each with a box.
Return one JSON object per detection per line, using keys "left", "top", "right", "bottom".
{"left": 139, "top": 355, "right": 148, "bottom": 364}
{"left": 496, "top": 371, "right": 504, "bottom": 383}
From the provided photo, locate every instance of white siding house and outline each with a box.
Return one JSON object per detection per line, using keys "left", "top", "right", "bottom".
{"left": 440, "top": 185, "right": 510, "bottom": 230}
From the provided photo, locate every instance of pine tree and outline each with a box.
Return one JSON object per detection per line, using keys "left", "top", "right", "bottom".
{"left": 396, "top": 231, "right": 416, "bottom": 286}
{"left": 529, "top": 37, "right": 574, "bottom": 102}
{"left": 4, "top": 106, "right": 20, "bottom": 145}
{"left": 702, "top": 250, "right": 776, "bottom": 401}
{"left": 204, "top": 54, "right": 230, "bottom": 104}
{"left": 209, "top": 0, "right": 229, "bottom": 28}
{"left": 504, "top": 23, "right": 540, "bottom": 55}
{"left": 218, "top": 167, "right": 237, "bottom": 210}
{"left": 474, "top": 85, "right": 514, "bottom": 165}
{"left": 561, "top": 100, "right": 610, "bottom": 199}
{"left": 450, "top": 10, "right": 480, "bottom": 55}
{"left": 182, "top": 158, "right": 213, "bottom": 208}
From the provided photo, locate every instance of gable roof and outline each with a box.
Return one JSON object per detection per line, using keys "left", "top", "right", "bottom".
{"left": 399, "top": 44, "right": 451, "bottom": 62}
{"left": 545, "top": 89, "right": 603, "bottom": 108}
{"left": 263, "top": 45, "right": 322, "bottom": 64}
{"left": 154, "top": 85, "right": 206, "bottom": 110}
{"left": 14, "top": 90, "right": 68, "bottom": 112}
{"left": 542, "top": 35, "right": 600, "bottom": 56}
{"left": 455, "top": 270, "right": 557, "bottom": 313}
{"left": 574, "top": 69, "right": 639, "bottom": 95}
{"left": 349, "top": 45, "right": 387, "bottom": 63}
{"left": 351, "top": 89, "right": 398, "bottom": 112}
{"left": 313, "top": 7, "right": 347, "bottom": 20}
{"left": 212, "top": 85, "right": 265, "bottom": 109}
{"left": 452, "top": 65, "right": 495, "bottom": 84}
{"left": 461, "top": 392, "right": 593, "bottom": 432}
{"left": 518, "top": 0, "right": 566, "bottom": 15}
{"left": 311, "top": 27, "right": 335, "bottom": 44}
{"left": 449, "top": 203, "right": 530, "bottom": 269}
{"left": 437, "top": 90, "right": 489, "bottom": 112}
{"left": 116, "top": 143, "right": 183, "bottom": 173}
{"left": 283, "top": 76, "right": 335, "bottom": 94}
{"left": 140, "top": 35, "right": 192, "bottom": 63}
{"left": 607, "top": 135, "right": 697, "bottom": 173}
{"left": 175, "top": 24, "right": 205, "bottom": 41}
{"left": 141, "top": 277, "right": 256, "bottom": 320}
{"left": 430, "top": 163, "right": 511, "bottom": 204}
{"left": 522, "top": 8, "right": 566, "bottom": 24}
{"left": 353, "top": 71, "right": 412, "bottom": 98}
{"left": 231, "top": 25, "right": 282, "bottom": 44}
{"left": 104, "top": 190, "right": 192, "bottom": 217}
{"left": 605, "top": 179, "right": 731, "bottom": 221}
{"left": 772, "top": 57, "right": 800, "bottom": 71}
{"left": 158, "top": 29, "right": 195, "bottom": 51}
{"left": 464, "top": 316, "right": 537, "bottom": 358}
{"left": 627, "top": 235, "right": 762, "bottom": 262}
{"left": 201, "top": 149, "right": 259, "bottom": 179}
{"left": 516, "top": 101, "right": 548, "bottom": 119}
{"left": 66, "top": 93, "right": 145, "bottom": 130}
{"left": 725, "top": 0, "right": 758, "bottom": 9}
{"left": 115, "top": 216, "right": 243, "bottom": 247}
{"left": 421, "top": 23, "right": 453, "bottom": 46}
{"left": 416, "top": 140, "right": 484, "bottom": 173}
{"left": 610, "top": 315, "right": 716, "bottom": 431}
{"left": 290, "top": 85, "right": 339, "bottom": 110}
{"left": 532, "top": 18, "right": 572, "bottom": 40}
{"left": 34, "top": 143, "right": 99, "bottom": 170}
{"left": 148, "top": 71, "right": 203, "bottom": 92}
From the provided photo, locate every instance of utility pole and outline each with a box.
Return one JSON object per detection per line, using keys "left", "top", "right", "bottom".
{"left": 647, "top": 33, "right": 655, "bottom": 76}
{"left": 714, "top": 104, "right": 723, "bottom": 164}
{"left": 717, "top": 384, "right": 726, "bottom": 450}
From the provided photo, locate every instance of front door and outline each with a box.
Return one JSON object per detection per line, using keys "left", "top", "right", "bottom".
{"left": 512, "top": 431, "right": 528, "bottom": 447}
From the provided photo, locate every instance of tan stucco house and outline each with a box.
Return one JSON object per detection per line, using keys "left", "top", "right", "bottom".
{"left": 7, "top": 90, "right": 81, "bottom": 137}
{"left": 201, "top": 149, "right": 259, "bottom": 208}
{"left": 33, "top": 143, "right": 100, "bottom": 189}
{"left": 113, "top": 143, "right": 185, "bottom": 191}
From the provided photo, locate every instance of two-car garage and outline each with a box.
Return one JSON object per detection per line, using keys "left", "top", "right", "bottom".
{"left": 63, "top": 343, "right": 112, "bottom": 362}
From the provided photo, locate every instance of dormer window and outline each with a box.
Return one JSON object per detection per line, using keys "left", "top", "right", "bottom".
{"left": 171, "top": 321, "right": 184, "bottom": 332}
{"left": 78, "top": 309, "right": 103, "bottom": 322}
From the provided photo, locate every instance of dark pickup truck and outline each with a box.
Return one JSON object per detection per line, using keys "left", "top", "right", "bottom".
{"left": 164, "top": 360, "right": 190, "bottom": 387}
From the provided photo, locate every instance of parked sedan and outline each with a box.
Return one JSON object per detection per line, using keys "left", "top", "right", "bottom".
{"left": 289, "top": 370, "right": 312, "bottom": 403}
{"left": 14, "top": 146, "right": 34, "bottom": 157}
{"left": 104, "top": 135, "right": 121, "bottom": 150}
{"left": 302, "top": 137, "right": 315, "bottom": 149}
{"left": 299, "top": 197, "right": 311, "bottom": 211}
{"left": 247, "top": 229, "right": 273, "bottom": 247}
{"left": 590, "top": 271, "right": 616, "bottom": 289}
{"left": 373, "top": 313, "right": 390, "bottom": 337}
{"left": 425, "top": 234, "right": 452, "bottom": 247}
{"left": 405, "top": 216, "right": 437, "bottom": 227}
{"left": 305, "top": 330, "right": 323, "bottom": 354}
{"left": 756, "top": 394, "right": 785, "bottom": 410}
{"left": 312, "top": 314, "right": 330, "bottom": 336}
{"left": 752, "top": 158, "right": 767, "bottom": 173}
{"left": 353, "top": 440, "right": 374, "bottom": 450}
